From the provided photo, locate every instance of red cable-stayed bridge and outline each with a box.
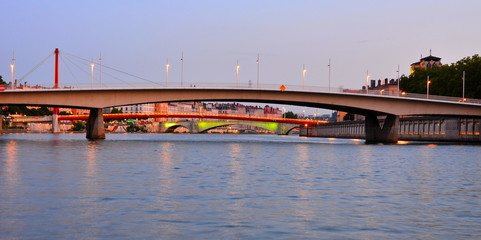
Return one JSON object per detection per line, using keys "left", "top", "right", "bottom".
{"left": 58, "top": 112, "right": 327, "bottom": 125}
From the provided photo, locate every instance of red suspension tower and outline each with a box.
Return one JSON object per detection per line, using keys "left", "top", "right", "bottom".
{"left": 54, "top": 48, "right": 59, "bottom": 115}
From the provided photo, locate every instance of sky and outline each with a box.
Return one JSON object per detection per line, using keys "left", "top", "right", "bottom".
{"left": 1, "top": 0, "right": 481, "bottom": 114}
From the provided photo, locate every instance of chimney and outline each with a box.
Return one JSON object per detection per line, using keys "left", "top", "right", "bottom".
{"left": 371, "top": 80, "right": 375, "bottom": 88}
{"left": 378, "top": 80, "right": 381, "bottom": 87}
{"left": 384, "top": 78, "right": 388, "bottom": 85}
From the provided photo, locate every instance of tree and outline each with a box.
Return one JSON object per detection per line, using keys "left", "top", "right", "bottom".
{"left": 400, "top": 54, "right": 481, "bottom": 99}
{"left": 0, "top": 75, "right": 6, "bottom": 85}
{"left": 284, "top": 111, "right": 298, "bottom": 119}
{"left": 71, "top": 120, "right": 86, "bottom": 131}
{"left": 111, "top": 108, "right": 123, "bottom": 113}
{"left": 343, "top": 112, "right": 355, "bottom": 121}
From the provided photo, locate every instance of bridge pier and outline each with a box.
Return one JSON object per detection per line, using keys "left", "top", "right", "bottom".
{"left": 86, "top": 108, "right": 105, "bottom": 139}
{"left": 365, "top": 114, "right": 399, "bottom": 144}
{"left": 52, "top": 114, "right": 60, "bottom": 133}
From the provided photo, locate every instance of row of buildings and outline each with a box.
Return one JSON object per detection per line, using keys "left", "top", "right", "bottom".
{"left": 106, "top": 102, "right": 283, "bottom": 118}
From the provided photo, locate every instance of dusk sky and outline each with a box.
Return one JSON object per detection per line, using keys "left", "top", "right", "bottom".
{"left": 2, "top": 0, "right": 481, "bottom": 112}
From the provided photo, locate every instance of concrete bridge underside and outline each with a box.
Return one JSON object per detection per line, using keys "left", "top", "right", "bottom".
{"left": 2, "top": 88, "right": 481, "bottom": 143}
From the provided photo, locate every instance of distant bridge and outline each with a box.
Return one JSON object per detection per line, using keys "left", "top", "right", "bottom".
{"left": 2, "top": 88, "right": 481, "bottom": 143}
{"left": 10, "top": 113, "right": 303, "bottom": 135}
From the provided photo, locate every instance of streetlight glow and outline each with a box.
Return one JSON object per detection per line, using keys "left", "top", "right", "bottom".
{"left": 90, "top": 58, "right": 94, "bottom": 88}
{"left": 302, "top": 64, "right": 306, "bottom": 90}
{"left": 427, "top": 76, "right": 431, "bottom": 99}
{"left": 236, "top": 60, "right": 240, "bottom": 88}
{"left": 366, "top": 70, "right": 370, "bottom": 94}
{"left": 11, "top": 51, "right": 15, "bottom": 85}
{"left": 166, "top": 58, "right": 170, "bottom": 87}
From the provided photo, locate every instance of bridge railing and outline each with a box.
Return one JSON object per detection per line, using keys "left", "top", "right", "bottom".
{"left": 4, "top": 81, "right": 481, "bottom": 105}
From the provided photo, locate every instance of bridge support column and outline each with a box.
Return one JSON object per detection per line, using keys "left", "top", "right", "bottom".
{"left": 188, "top": 121, "right": 199, "bottom": 133}
{"left": 365, "top": 114, "right": 399, "bottom": 144}
{"left": 86, "top": 108, "right": 105, "bottom": 139}
{"left": 52, "top": 114, "right": 60, "bottom": 133}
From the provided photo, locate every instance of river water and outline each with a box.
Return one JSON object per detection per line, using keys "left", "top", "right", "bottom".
{"left": 0, "top": 133, "right": 480, "bottom": 239}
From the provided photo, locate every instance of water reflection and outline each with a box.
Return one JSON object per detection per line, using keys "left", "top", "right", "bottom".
{"left": 292, "top": 144, "right": 314, "bottom": 223}
{"left": 226, "top": 143, "right": 245, "bottom": 227}
{"left": 158, "top": 142, "right": 174, "bottom": 190}
{"left": 85, "top": 141, "right": 98, "bottom": 178}
{"left": 3, "top": 140, "right": 19, "bottom": 186}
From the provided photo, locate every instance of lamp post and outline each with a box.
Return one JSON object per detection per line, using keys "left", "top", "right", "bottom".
{"left": 10, "top": 51, "right": 15, "bottom": 85}
{"left": 236, "top": 60, "right": 240, "bottom": 88}
{"left": 462, "top": 71, "right": 465, "bottom": 101}
{"left": 181, "top": 52, "right": 184, "bottom": 87}
{"left": 282, "top": 107, "right": 286, "bottom": 118}
{"left": 166, "top": 58, "right": 170, "bottom": 87}
{"left": 256, "top": 54, "right": 259, "bottom": 88}
{"left": 302, "top": 64, "right": 306, "bottom": 90}
{"left": 366, "top": 70, "right": 370, "bottom": 94}
{"left": 99, "top": 52, "right": 102, "bottom": 88}
{"left": 90, "top": 58, "right": 94, "bottom": 88}
{"left": 427, "top": 76, "right": 431, "bottom": 99}
{"left": 328, "top": 58, "right": 331, "bottom": 92}
{"left": 397, "top": 64, "right": 400, "bottom": 96}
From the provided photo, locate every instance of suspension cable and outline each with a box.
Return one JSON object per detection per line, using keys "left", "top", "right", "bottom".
{"left": 60, "top": 54, "right": 80, "bottom": 85}
{"left": 61, "top": 51, "right": 161, "bottom": 85}
{"left": 62, "top": 53, "right": 135, "bottom": 87}
{"left": 18, "top": 52, "right": 55, "bottom": 82}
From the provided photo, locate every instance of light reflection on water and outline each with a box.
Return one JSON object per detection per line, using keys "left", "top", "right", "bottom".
{"left": 0, "top": 133, "right": 480, "bottom": 239}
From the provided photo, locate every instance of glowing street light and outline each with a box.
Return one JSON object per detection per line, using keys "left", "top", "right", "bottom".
{"left": 302, "top": 64, "right": 306, "bottom": 90}
{"left": 236, "top": 60, "right": 240, "bottom": 88}
{"left": 10, "top": 51, "right": 15, "bottom": 85}
{"left": 90, "top": 58, "right": 94, "bottom": 88}
{"left": 166, "top": 58, "right": 170, "bottom": 87}
{"left": 427, "top": 76, "right": 431, "bottom": 99}
{"left": 366, "top": 70, "right": 370, "bottom": 94}
{"left": 397, "top": 64, "right": 400, "bottom": 96}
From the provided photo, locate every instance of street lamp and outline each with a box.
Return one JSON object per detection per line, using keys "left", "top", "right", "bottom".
{"left": 90, "top": 58, "right": 94, "bottom": 88}
{"left": 462, "top": 71, "right": 465, "bottom": 101}
{"left": 99, "top": 52, "right": 102, "bottom": 88}
{"left": 427, "top": 76, "right": 431, "bottom": 99}
{"left": 397, "top": 64, "right": 400, "bottom": 96}
{"left": 236, "top": 60, "right": 240, "bottom": 88}
{"left": 256, "top": 54, "right": 259, "bottom": 88}
{"left": 328, "top": 58, "right": 331, "bottom": 92}
{"left": 181, "top": 52, "right": 184, "bottom": 87}
{"left": 366, "top": 70, "right": 370, "bottom": 94}
{"left": 302, "top": 64, "right": 306, "bottom": 90}
{"left": 10, "top": 51, "right": 15, "bottom": 85}
{"left": 166, "top": 58, "right": 170, "bottom": 87}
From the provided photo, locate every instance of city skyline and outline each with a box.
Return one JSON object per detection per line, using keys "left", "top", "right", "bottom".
{"left": 2, "top": 1, "right": 480, "bottom": 94}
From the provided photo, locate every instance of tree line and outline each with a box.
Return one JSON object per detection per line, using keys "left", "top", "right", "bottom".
{"left": 400, "top": 54, "right": 481, "bottom": 99}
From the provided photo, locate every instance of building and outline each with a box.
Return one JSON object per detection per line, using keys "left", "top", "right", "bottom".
{"left": 368, "top": 78, "right": 400, "bottom": 96}
{"left": 410, "top": 52, "right": 442, "bottom": 74}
